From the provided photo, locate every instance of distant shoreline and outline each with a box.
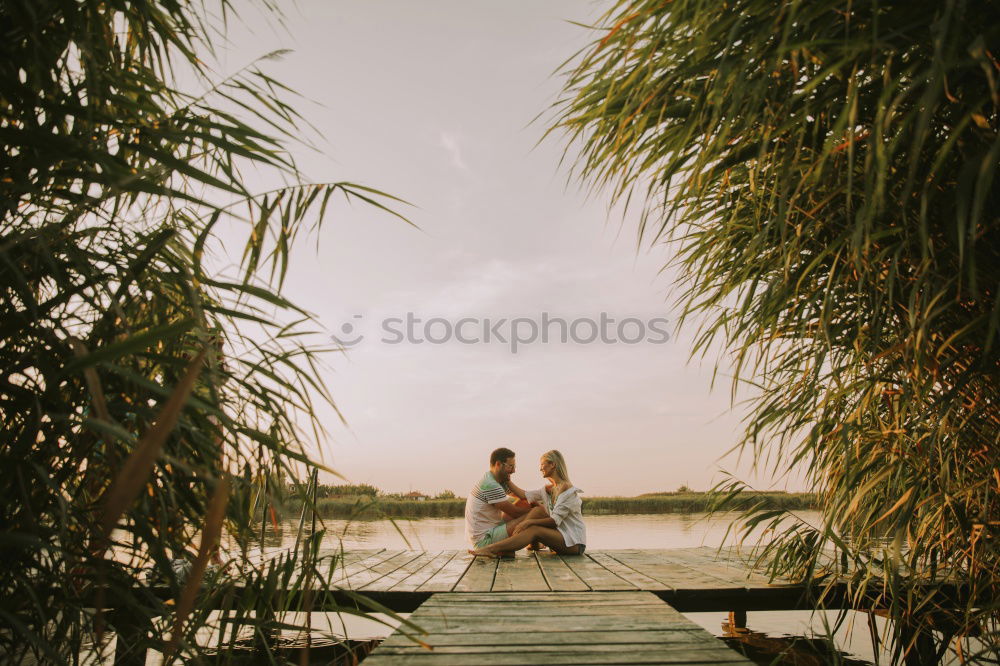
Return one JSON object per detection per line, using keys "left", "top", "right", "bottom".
{"left": 290, "top": 491, "right": 817, "bottom": 520}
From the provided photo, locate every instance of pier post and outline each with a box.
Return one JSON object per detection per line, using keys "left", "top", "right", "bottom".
{"left": 109, "top": 608, "right": 149, "bottom": 666}
{"left": 727, "top": 610, "right": 748, "bottom": 632}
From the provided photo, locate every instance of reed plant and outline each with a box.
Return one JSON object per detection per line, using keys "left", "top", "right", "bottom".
{"left": 1, "top": 0, "right": 407, "bottom": 662}
{"left": 314, "top": 498, "right": 466, "bottom": 520}
{"left": 552, "top": 1, "right": 999, "bottom": 662}
{"left": 585, "top": 493, "right": 816, "bottom": 515}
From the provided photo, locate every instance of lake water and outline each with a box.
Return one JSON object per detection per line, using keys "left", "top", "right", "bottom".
{"left": 264, "top": 510, "right": 799, "bottom": 553}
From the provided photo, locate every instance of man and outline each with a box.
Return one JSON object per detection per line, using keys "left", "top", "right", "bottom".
{"left": 465, "top": 447, "right": 533, "bottom": 550}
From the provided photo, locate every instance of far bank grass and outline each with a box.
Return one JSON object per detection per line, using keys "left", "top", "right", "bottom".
{"left": 304, "top": 492, "right": 816, "bottom": 520}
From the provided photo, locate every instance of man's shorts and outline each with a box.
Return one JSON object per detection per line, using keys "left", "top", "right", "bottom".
{"left": 474, "top": 522, "right": 509, "bottom": 549}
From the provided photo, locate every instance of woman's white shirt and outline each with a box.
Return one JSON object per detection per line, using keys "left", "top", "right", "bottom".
{"left": 525, "top": 485, "right": 586, "bottom": 548}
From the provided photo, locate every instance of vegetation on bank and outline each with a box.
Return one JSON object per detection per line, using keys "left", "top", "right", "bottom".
{"left": 286, "top": 491, "right": 817, "bottom": 519}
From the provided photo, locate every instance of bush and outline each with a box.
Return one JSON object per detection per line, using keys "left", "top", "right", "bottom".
{"left": 316, "top": 483, "right": 380, "bottom": 498}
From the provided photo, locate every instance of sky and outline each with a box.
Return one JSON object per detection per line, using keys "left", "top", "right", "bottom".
{"left": 210, "top": 0, "right": 807, "bottom": 497}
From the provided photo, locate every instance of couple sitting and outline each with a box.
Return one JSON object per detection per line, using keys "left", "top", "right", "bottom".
{"left": 464, "top": 447, "right": 586, "bottom": 558}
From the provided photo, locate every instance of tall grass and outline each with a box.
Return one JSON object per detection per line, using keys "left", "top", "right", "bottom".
{"left": 585, "top": 493, "right": 816, "bottom": 515}
{"left": 552, "top": 1, "right": 999, "bottom": 662}
{"left": 1, "top": 0, "right": 407, "bottom": 661}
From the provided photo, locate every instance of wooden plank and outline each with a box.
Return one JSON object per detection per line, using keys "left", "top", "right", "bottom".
{"left": 374, "top": 641, "right": 746, "bottom": 653}
{"left": 686, "top": 547, "right": 780, "bottom": 586}
{"left": 258, "top": 548, "right": 364, "bottom": 584}
{"left": 380, "top": 630, "right": 742, "bottom": 647}
{"left": 326, "top": 549, "right": 401, "bottom": 585}
{"left": 714, "top": 544, "right": 847, "bottom": 581}
{"left": 533, "top": 552, "right": 589, "bottom": 591}
{"left": 492, "top": 554, "right": 549, "bottom": 591}
{"left": 415, "top": 601, "right": 667, "bottom": 611}
{"left": 253, "top": 547, "right": 378, "bottom": 578}
{"left": 420, "top": 591, "right": 656, "bottom": 604}
{"left": 710, "top": 545, "right": 809, "bottom": 585}
{"left": 391, "top": 551, "right": 459, "bottom": 592}
{"left": 651, "top": 547, "right": 774, "bottom": 587}
{"left": 327, "top": 549, "right": 401, "bottom": 580}
{"left": 399, "top": 618, "right": 708, "bottom": 633}
{"left": 364, "top": 645, "right": 753, "bottom": 666}
{"left": 410, "top": 605, "right": 674, "bottom": 618}
{"left": 337, "top": 550, "right": 423, "bottom": 589}
{"left": 558, "top": 554, "right": 636, "bottom": 590}
{"left": 421, "top": 590, "right": 650, "bottom": 599}
{"left": 608, "top": 550, "right": 737, "bottom": 590}
{"left": 325, "top": 549, "right": 779, "bottom": 593}
{"left": 374, "top": 642, "right": 746, "bottom": 654}
{"left": 451, "top": 555, "right": 498, "bottom": 592}
{"left": 330, "top": 548, "right": 385, "bottom": 560}
{"left": 625, "top": 547, "right": 765, "bottom": 581}
{"left": 365, "top": 590, "right": 754, "bottom": 665}
{"left": 587, "top": 551, "right": 669, "bottom": 591}
{"left": 419, "top": 553, "right": 473, "bottom": 592}
{"left": 337, "top": 548, "right": 385, "bottom": 564}
{"left": 421, "top": 598, "right": 664, "bottom": 609}
{"left": 377, "top": 631, "right": 721, "bottom": 645}
{"left": 362, "top": 551, "right": 443, "bottom": 591}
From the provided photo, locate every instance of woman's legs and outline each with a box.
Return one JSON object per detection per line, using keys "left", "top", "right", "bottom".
{"left": 504, "top": 505, "right": 547, "bottom": 531}
{"left": 504, "top": 505, "right": 549, "bottom": 551}
{"left": 470, "top": 525, "right": 582, "bottom": 557}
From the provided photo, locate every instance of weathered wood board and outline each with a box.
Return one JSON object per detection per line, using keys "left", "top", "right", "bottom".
{"left": 363, "top": 591, "right": 756, "bottom": 665}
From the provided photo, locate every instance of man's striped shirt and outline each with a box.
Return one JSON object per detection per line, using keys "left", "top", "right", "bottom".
{"left": 464, "top": 471, "right": 510, "bottom": 544}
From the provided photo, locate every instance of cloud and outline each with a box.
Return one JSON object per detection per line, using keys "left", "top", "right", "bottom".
{"left": 439, "top": 130, "right": 469, "bottom": 171}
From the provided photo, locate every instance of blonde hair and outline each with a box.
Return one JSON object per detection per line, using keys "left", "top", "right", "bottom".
{"left": 542, "top": 450, "right": 570, "bottom": 485}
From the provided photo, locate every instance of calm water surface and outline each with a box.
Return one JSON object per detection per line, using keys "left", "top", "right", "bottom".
{"left": 263, "top": 511, "right": 822, "bottom": 553}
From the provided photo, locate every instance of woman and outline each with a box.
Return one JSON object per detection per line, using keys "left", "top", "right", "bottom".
{"left": 469, "top": 450, "right": 586, "bottom": 557}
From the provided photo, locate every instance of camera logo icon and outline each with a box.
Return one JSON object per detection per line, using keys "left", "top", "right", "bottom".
{"left": 331, "top": 314, "right": 364, "bottom": 348}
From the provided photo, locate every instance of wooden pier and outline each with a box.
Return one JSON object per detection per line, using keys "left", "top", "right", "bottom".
{"left": 327, "top": 547, "right": 803, "bottom": 664}
{"left": 363, "top": 591, "right": 756, "bottom": 665}
{"left": 110, "top": 547, "right": 830, "bottom": 665}
{"left": 323, "top": 546, "right": 815, "bottom": 613}
{"left": 103, "top": 545, "right": 965, "bottom": 664}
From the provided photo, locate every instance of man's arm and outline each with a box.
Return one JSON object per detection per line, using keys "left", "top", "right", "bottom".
{"left": 495, "top": 499, "right": 531, "bottom": 519}
{"left": 505, "top": 480, "right": 528, "bottom": 501}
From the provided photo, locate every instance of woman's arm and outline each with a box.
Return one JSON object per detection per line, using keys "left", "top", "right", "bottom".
{"left": 524, "top": 487, "right": 548, "bottom": 507}
{"left": 549, "top": 490, "right": 582, "bottom": 526}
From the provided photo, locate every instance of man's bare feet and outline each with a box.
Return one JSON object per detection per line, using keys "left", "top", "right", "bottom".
{"left": 526, "top": 542, "right": 547, "bottom": 551}
{"left": 468, "top": 548, "right": 498, "bottom": 558}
